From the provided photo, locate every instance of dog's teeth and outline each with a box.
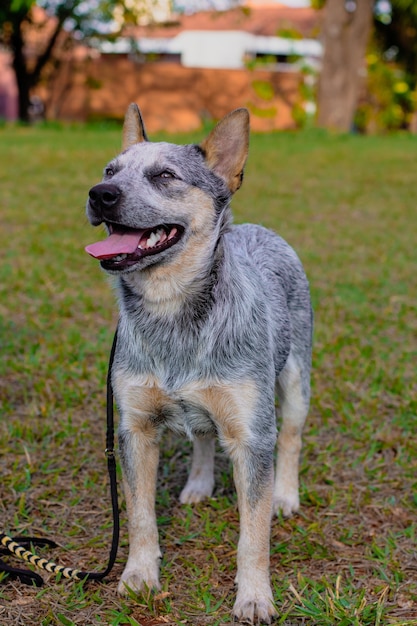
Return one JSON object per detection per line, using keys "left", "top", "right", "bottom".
{"left": 113, "top": 254, "right": 127, "bottom": 261}
{"left": 147, "top": 232, "right": 158, "bottom": 247}
{"left": 147, "top": 228, "right": 165, "bottom": 248}
{"left": 137, "top": 228, "right": 173, "bottom": 251}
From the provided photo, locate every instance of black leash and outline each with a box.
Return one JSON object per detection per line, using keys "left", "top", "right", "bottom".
{"left": 0, "top": 327, "right": 119, "bottom": 587}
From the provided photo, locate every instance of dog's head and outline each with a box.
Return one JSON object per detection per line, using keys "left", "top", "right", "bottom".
{"left": 85, "top": 104, "right": 249, "bottom": 274}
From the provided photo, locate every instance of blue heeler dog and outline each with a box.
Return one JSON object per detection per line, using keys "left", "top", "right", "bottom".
{"left": 85, "top": 104, "right": 313, "bottom": 624}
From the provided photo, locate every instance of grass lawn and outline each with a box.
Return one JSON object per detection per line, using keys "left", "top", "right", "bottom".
{"left": 0, "top": 121, "right": 416, "bottom": 625}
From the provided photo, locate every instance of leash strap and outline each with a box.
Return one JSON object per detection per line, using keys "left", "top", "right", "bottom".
{"left": 0, "top": 326, "right": 119, "bottom": 587}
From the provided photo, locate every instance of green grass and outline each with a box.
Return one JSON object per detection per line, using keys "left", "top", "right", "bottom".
{"left": 1, "top": 122, "right": 416, "bottom": 625}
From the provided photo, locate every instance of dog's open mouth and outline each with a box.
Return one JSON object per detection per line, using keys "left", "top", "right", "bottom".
{"left": 85, "top": 223, "right": 183, "bottom": 270}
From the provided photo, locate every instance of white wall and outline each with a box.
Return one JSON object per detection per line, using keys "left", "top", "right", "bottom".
{"left": 175, "top": 31, "right": 253, "bottom": 69}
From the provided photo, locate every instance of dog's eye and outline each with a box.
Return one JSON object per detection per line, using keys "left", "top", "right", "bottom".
{"left": 158, "top": 170, "right": 175, "bottom": 180}
{"left": 105, "top": 167, "right": 115, "bottom": 177}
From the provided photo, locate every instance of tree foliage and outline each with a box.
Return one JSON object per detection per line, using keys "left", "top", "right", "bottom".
{"left": 375, "top": 0, "right": 417, "bottom": 79}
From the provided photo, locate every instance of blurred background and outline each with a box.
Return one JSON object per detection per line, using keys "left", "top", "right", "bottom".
{"left": 1, "top": 0, "right": 416, "bottom": 134}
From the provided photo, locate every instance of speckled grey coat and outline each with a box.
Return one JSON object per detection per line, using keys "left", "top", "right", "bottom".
{"left": 86, "top": 105, "right": 313, "bottom": 624}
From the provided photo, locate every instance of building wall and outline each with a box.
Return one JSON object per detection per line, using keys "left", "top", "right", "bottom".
{"left": 40, "top": 55, "right": 302, "bottom": 132}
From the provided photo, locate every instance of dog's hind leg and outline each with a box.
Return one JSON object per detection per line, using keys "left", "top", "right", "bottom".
{"left": 273, "top": 352, "right": 310, "bottom": 517}
{"left": 180, "top": 435, "right": 215, "bottom": 504}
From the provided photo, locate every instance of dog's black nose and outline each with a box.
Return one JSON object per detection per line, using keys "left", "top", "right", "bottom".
{"left": 89, "top": 183, "right": 121, "bottom": 209}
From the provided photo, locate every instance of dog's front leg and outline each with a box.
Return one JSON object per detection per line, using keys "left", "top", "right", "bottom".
{"left": 117, "top": 422, "right": 161, "bottom": 595}
{"left": 229, "top": 445, "right": 277, "bottom": 624}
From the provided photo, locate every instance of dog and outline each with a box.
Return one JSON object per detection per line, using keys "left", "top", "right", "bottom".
{"left": 85, "top": 104, "right": 313, "bottom": 624}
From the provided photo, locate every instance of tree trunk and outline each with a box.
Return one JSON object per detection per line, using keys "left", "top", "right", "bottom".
{"left": 10, "top": 9, "right": 65, "bottom": 122}
{"left": 317, "top": 0, "right": 374, "bottom": 131}
{"left": 11, "top": 18, "right": 31, "bottom": 122}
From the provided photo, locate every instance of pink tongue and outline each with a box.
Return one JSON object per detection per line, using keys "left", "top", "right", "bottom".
{"left": 85, "top": 229, "right": 145, "bottom": 260}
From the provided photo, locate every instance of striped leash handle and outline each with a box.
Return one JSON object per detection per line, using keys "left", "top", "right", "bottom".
{"left": 0, "top": 534, "right": 83, "bottom": 582}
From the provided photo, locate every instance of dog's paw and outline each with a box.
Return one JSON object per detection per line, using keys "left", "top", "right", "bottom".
{"left": 233, "top": 591, "right": 277, "bottom": 624}
{"left": 179, "top": 476, "right": 214, "bottom": 504}
{"left": 272, "top": 490, "right": 299, "bottom": 518}
{"left": 117, "top": 568, "right": 161, "bottom": 596}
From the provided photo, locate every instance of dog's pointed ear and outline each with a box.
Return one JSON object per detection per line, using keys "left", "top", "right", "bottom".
{"left": 123, "top": 103, "right": 149, "bottom": 149}
{"left": 201, "top": 108, "right": 249, "bottom": 193}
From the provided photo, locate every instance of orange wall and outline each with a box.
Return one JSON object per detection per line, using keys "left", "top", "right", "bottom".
{"left": 42, "top": 55, "right": 302, "bottom": 132}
